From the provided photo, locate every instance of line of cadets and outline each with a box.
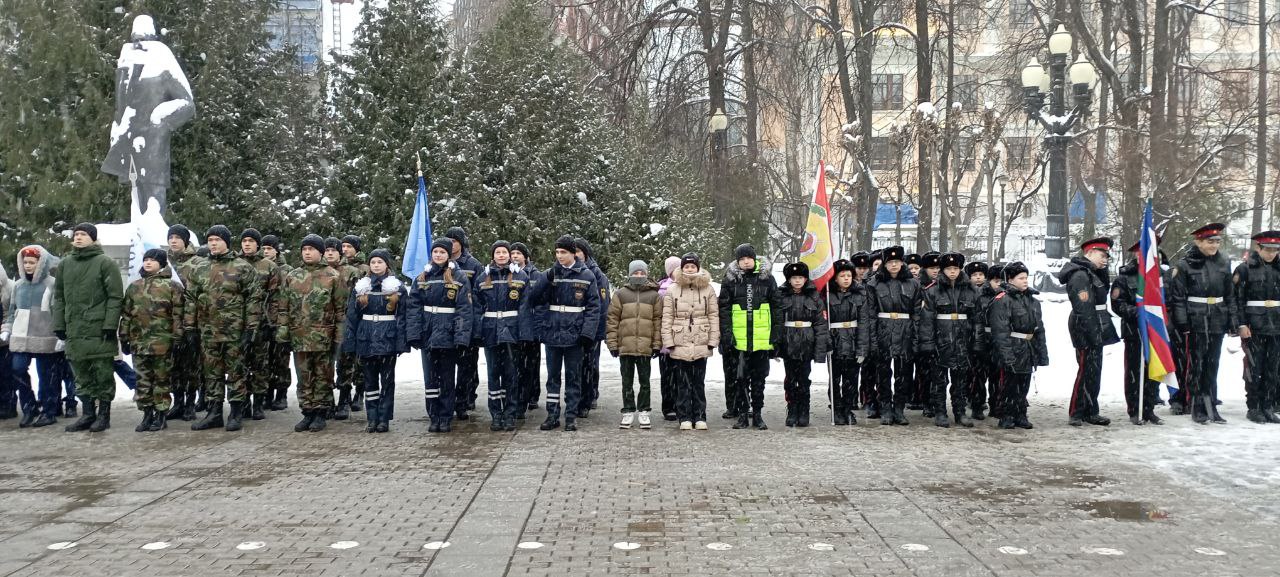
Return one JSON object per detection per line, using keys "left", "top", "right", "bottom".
{"left": 17, "top": 220, "right": 1279, "bottom": 434}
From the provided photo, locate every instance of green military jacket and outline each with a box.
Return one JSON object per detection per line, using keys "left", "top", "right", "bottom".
{"left": 183, "top": 250, "right": 262, "bottom": 343}
{"left": 277, "top": 261, "right": 349, "bottom": 352}
{"left": 120, "top": 267, "right": 184, "bottom": 355}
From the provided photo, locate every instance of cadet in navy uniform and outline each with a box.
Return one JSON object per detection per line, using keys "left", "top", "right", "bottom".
{"left": 476, "top": 241, "right": 530, "bottom": 431}
{"left": 407, "top": 238, "right": 474, "bottom": 433}
{"left": 526, "top": 235, "right": 601, "bottom": 432}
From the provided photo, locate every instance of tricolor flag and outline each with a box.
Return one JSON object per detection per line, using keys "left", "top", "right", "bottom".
{"left": 1137, "top": 199, "right": 1176, "bottom": 384}
{"left": 799, "top": 161, "right": 835, "bottom": 292}
{"left": 402, "top": 159, "right": 433, "bottom": 279}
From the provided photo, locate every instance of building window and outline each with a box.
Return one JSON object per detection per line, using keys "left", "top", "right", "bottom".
{"left": 872, "top": 74, "right": 904, "bottom": 110}
{"left": 1221, "top": 71, "right": 1252, "bottom": 111}
{"left": 1010, "top": 0, "right": 1037, "bottom": 28}
{"left": 954, "top": 137, "right": 977, "bottom": 171}
{"left": 1004, "top": 137, "right": 1035, "bottom": 170}
{"left": 874, "top": 0, "right": 905, "bottom": 23}
{"left": 1223, "top": 0, "right": 1250, "bottom": 20}
{"left": 870, "top": 137, "right": 895, "bottom": 170}
{"left": 952, "top": 74, "right": 978, "bottom": 107}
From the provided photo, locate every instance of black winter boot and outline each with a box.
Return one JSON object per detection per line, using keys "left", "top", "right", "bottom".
{"left": 893, "top": 404, "right": 909, "bottom": 426}
{"left": 194, "top": 388, "right": 208, "bottom": 412}
{"left": 65, "top": 397, "right": 96, "bottom": 432}
{"left": 752, "top": 411, "right": 768, "bottom": 430}
{"left": 192, "top": 403, "right": 224, "bottom": 430}
{"left": 971, "top": 406, "right": 986, "bottom": 421}
{"left": 64, "top": 398, "right": 77, "bottom": 418}
{"left": 136, "top": 408, "right": 155, "bottom": 432}
{"left": 150, "top": 410, "right": 167, "bottom": 431}
{"left": 953, "top": 410, "right": 973, "bottom": 428}
{"left": 182, "top": 390, "right": 198, "bottom": 421}
{"left": 998, "top": 415, "right": 1016, "bottom": 429}
{"left": 866, "top": 402, "right": 880, "bottom": 420}
{"left": 250, "top": 394, "right": 265, "bottom": 420}
{"left": 225, "top": 401, "right": 244, "bottom": 431}
{"left": 19, "top": 405, "right": 37, "bottom": 428}
{"left": 309, "top": 411, "right": 327, "bottom": 432}
{"left": 785, "top": 403, "right": 797, "bottom": 427}
{"left": 846, "top": 410, "right": 858, "bottom": 425}
{"left": 933, "top": 411, "right": 951, "bottom": 428}
{"left": 271, "top": 387, "right": 288, "bottom": 411}
{"left": 1143, "top": 410, "right": 1163, "bottom": 425}
{"left": 797, "top": 403, "right": 810, "bottom": 428}
{"left": 31, "top": 411, "right": 57, "bottom": 428}
{"left": 165, "top": 392, "right": 184, "bottom": 420}
{"left": 294, "top": 410, "right": 315, "bottom": 432}
{"left": 351, "top": 386, "right": 364, "bottom": 413}
{"left": 89, "top": 401, "right": 111, "bottom": 432}
{"left": 334, "top": 388, "right": 351, "bottom": 420}
{"left": 833, "top": 410, "right": 849, "bottom": 426}
{"left": 733, "top": 412, "right": 750, "bottom": 429}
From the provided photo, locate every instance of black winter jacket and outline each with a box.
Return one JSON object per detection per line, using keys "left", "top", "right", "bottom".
{"left": 1057, "top": 256, "right": 1121, "bottom": 349}
{"left": 775, "top": 280, "right": 830, "bottom": 361}
{"left": 826, "top": 284, "right": 873, "bottom": 360}
{"left": 1234, "top": 251, "right": 1280, "bottom": 335}
{"left": 919, "top": 273, "right": 982, "bottom": 369}
{"left": 866, "top": 264, "right": 921, "bottom": 358}
{"left": 989, "top": 284, "right": 1050, "bottom": 374}
{"left": 1169, "top": 245, "right": 1237, "bottom": 335}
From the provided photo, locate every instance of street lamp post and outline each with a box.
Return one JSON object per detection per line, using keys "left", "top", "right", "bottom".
{"left": 708, "top": 107, "right": 729, "bottom": 214}
{"left": 1021, "top": 24, "right": 1096, "bottom": 260}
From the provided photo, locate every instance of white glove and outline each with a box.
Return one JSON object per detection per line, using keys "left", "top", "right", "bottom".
{"left": 381, "top": 277, "right": 402, "bottom": 293}
{"left": 857, "top": 356, "right": 865, "bottom": 364}
{"left": 448, "top": 261, "right": 457, "bottom": 270}
{"left": 509, "top": 263, "right": 519, "bottom": 273}
{"left": 0, "top": 331, "right": 8, "bottom": 342}
{"left": 55, "top": 339, "right": 66, "bottom": 352}
{"left": 354, "top": 277, "right": 372, "bottom": 296}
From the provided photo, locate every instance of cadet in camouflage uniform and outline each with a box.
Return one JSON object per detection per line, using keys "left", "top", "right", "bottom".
{"left": 279, "top": 235, "right": 349, "bottom": 432}
{"left": 341, "top": 235, "right": 370, "bottom": 412}
{"left": 261, "top": 234, "right": 293, "bottom": 411}
{"left": 325, "top": 237, "right": 362, "bottom": 419}
{"left": 184, "top": 225, "right": 262, "bottom": 432}
{"left": 239, "top": 228, "right": 282, "bottom": 421}
{"left": 120, "top": 249, "right": 184, "bottom": 432}
{"left": 165, "top": 224, "right": 205, "bottom": 421}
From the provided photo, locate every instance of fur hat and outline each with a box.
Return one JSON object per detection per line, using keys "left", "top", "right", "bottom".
{"left": 555, "top": 235, "right": 577, "bottom": 252}
{"left": 882, "top": 246, "right": 905, "bottom": 263}
{"left": 833, "top": 258, "right": 856, "bottom": 275}
{"left": 783, "top": 262, "right": 810, "bottom": 280}
{"left": 939, "top": 252, "right": 965, "bottom": 269}
{"left": 963, "top": 261, "right": 989, "bottom": 276}
{"left": 1003, "top": 261, "right": 1029, "bottom": 279}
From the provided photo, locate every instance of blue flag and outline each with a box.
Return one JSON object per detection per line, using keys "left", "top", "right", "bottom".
{"left": 402, "top": 174, "right": 433, "bottom": 278}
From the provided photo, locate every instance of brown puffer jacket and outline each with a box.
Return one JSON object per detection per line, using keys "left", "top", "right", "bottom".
{"left": 661, "top": 268, "right": 719, "bottom": 361}
{"left": 606, "top": 277, "right": 663, "bottom": 356}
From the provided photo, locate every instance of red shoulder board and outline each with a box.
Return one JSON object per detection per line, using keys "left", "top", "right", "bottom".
{"left": 994, "top": 292, "right": 1006, "bottom": 300}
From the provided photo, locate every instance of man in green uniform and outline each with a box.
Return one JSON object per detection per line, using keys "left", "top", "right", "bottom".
{"left": 279, "top": 235, "right": 349, "bottom": 432}
{"left": 119, "top": 249, "right": 184, "bottom": 432}
{"left": 55, "top": 223, "right": 124, "bottom": 433}
{"left": 239, "top": 228, "right": 282, "bottom": 421}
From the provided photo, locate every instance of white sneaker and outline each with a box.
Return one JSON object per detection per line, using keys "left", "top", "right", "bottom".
{"left": 620, "top": 412, "right": 634, "bottom": 429}
{"left": 694, "top": 420, "right": 708, "bottom": 430}
{"left": 679, "top": 421, "right": 693, "bottom": 430}
{"left": 637, "top": 411, "right": 652, "bottom": 429}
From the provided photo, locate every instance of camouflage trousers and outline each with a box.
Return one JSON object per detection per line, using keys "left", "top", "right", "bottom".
{"left": 296, "top": 351, "right": 335, "bottom": 412}
{"left": 244, "top": 329, "right": 275, "bottom": 396}
{"left": 69, "top": 357, "right": 115, "bottom": 402}
{"left": 336, "top": 349, "right": 363, "bottom": 394}
{"left": 133, "top": 354, "right": 173, "bottom": 411}
{"left": 268, "top": 340, "right": 292, "bottom": 395}
{"left": 203, "top": 341, "right": 247, "bottom": 404}
{"left": 171, "top": 339, "right": 202, "bottom": 396}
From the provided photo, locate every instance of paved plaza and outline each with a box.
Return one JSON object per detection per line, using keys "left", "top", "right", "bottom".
{"left": 2, "top": 351, "right": 1278, "bottom": 577}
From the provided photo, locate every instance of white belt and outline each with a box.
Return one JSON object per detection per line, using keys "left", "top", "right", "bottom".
{"left": 831, "top": 321, "right": 858, "bottom": 329}
{"left": 878, "top": 312, "right": 911, "bottom": 320}
{"left": 785, "top": 321, "right": 812, "bottom": 328}
{"left": 937, "top": 313, "right": 968, "bottom": 320}
{"left": 361, "top": 314, "right": 395, "bottom": 322}
{"left": 1187, "top": 296, "right": 1224, "bottom": 304}
{"left": 550, "top": 305, "right": 585, "bottom": 313}
{"left": 1246, "top": 300, "right": 1280, "bottom": 308}
{"left": 1009, "top": 332, "right": 1034, "bottom": 340}
{"left": 422, "top": 306, "right": 456, "bottom": 314}
{"left": 1095, "top": 305, "right": 1108, "bottom": 311}
{"left": 484, "top": 311, "right": 519, "bottom": 318}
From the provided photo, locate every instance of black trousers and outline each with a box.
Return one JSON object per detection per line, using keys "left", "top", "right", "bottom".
{"left": 930, "top": 363, "right": 968, "bottom": 416}
{"left": 1069, "top": 347, "right": 1104, "bottom": 419}
{"left": 1121, "top": 339, "right": 1160, "bottom": 417}
{"left": 456, "top": 345, "right": 480, "bottom": 415}
{"left": 877, "top": 356, "right": 912, "bottom": 409}
{"left": 830, "top": 357, "right": 860, "bottom": 415}
{"left": 1244, "top": 334, "right": 1280, "bottom": 411}
{"left": 1000, "top": 370, "right": 1031, "bottom": 418}
{"left": 968, "top": 355, "right": 993, "bottom": 413}
{"left": 783, "top": 358, "right": 812, "bottom": 408}
{"left": 673, "top": 358, "right": 707, "bottom": 422}
{"left": 659, "top": 354, "right": 677, "bottom": 416}
{"left": 728, "top": 350, "right": 770, "bottom": 415}
{"left": 515, "top": 341, "right": 541, "bottom": 415}
{"left": 860, "top": 356, "right": 879, "bottom": 409}
{"left": 910, "top": 354, "right": 932, "bottom": 407}
{"left": 1184, "top": 332, "right": 1224, "bottom": 407}
{"left": 361, "top": 355, "right": 396, "bottom": 423}
{"left": 578, "top": 340, "right": 601, "bottom": 413}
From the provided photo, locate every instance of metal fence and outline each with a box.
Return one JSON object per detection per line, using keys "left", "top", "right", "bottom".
{"left": 865, "top": 234, "right": 1044, "bottom": 263}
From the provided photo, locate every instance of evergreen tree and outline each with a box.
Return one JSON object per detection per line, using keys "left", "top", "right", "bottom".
{"left": 436, "top": 0, "right": 727, "bottom": 276}
{"left": 328, "top": 0, "right": 451, "bottom": 255}
{"left": 0, "top": 0, "right": 121, "bottom": 258}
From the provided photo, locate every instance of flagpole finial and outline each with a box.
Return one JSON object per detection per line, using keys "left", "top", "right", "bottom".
{"left": 128, "top": 156, "right": 138, "bottom": 184}
{"left": 416, "top": 152, "right": 422, "bottom": 177}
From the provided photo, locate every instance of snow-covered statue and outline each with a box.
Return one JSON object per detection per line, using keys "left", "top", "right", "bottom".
{"left": 102, "top": 15, "right": 195, "bottom": 214}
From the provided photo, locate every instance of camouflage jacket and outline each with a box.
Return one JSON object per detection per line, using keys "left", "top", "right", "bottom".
{"left": 330, "top": 261, "right": 362, "bottom": 342}
{"left": 345, "top": 253, "right": 371, "bottom": 278}
{"left": 168, "top": 245, "right": 205, "bottom": 288}
{"left": 241, "top": 252, "right": 282, "bottom": 327}
{"left": 182, "top": 251, "right": 262, "bottom": 343}
{"left": 278, "top": 261, "right": 349, "bottom": 352}
{"left": 120, "top": 267, "right": 184, "bottom": 355}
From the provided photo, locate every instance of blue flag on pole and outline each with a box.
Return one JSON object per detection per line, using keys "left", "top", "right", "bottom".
{"left": 402, "top": 173, "right": 433, "bottom": 278}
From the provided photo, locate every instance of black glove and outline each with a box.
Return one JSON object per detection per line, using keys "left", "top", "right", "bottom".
{"left": 240, "top": 329, "right": 255, "bottom": 351}
{"left": 651, "top": 349, "right": 660, "bottom": 358}
{"left": 102, "top": 329, "right": 116, "bottom": 341}
{"left": 578, "top": 335, "right": 594, "bottom": 349}
{"left": 610, "top": 349, "right": 620, "bottom": 358}
{"left": 707, "top": 345, "right": 715, "bottom": 353}
{"left": 183, "top": 329, "right": 199, "bottom": 351}
{"left": 120, "top": 341, "right": 132, "bottom": 355}
{"left": 54, "top": 330, "right": 67, "bottom": 341}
